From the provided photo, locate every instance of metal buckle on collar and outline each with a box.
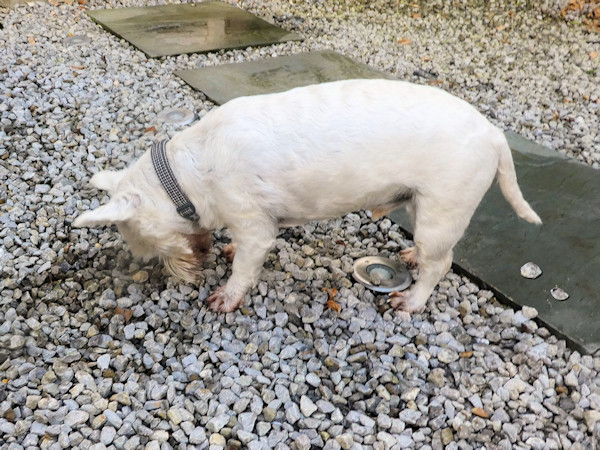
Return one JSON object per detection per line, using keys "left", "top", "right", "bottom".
{"left": 177, "top": 202, "right": 199, "bottom": 221}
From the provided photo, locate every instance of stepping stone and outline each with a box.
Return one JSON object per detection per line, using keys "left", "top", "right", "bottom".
{"left": 86, "top": 1, "right": 302, "bottom": 58}
{"left": 176, "top": 50, "right": 389, "bottom": 104}
{"left": 389, "top": 132, "right": 600, "bottom": 354}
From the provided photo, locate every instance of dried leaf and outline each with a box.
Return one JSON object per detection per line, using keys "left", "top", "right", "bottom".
{"left": 71, "top": 65, "right": 84, "bottom": 70}
{"left": 412, "top": 13, "right": 421, "bottom": 19}
{"left": 65, "top": 0, "right": 74, "bottom": 5}
{"left": 397, "top": 38, "right": 412, "bottom": 45}
{"left": 114, "top": 307, "right": 133, "bottom": 323}
{"left": 145, "top": 126, "right": 157, "bottom": 133}
{"left": 496, "top": 24, "right": 506, "bottom": 31}
{"left": 428, "top": 79, "right": 445, "bottom": 86}
{"left": 28, "top": 36, "right": 36, "bottom": 46}
{"left": 64, "top": 243, "right": 71, "bottom": 253}
{"left": 590, "top": 51, "right": 598, "bottom": 59}
{"left": 323, "top": 287, "right": 341, "bottom": 314}
{"left": 421, "top": 55, "right": 432, "bottom": 62}
{"left": 327, "top": 298, "right": 341, "bottom": 314}
{"left": 78, "top": 0, "right": 87, "bottom": 5}
{"left": 459, "top": 351, "right": 473, "bottom": 358}
{"left": 561, "top": 0, "right": 583, "bottom": 18}
{"left": 472, "top": 407, "right": 489, "bottom": 419}
{"left": 49, "top": 0, "right": 59, "bottom": 5}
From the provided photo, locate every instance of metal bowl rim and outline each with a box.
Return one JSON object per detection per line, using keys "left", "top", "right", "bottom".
{"left": 352, "top": 256, "right": 412, "bottom": 293}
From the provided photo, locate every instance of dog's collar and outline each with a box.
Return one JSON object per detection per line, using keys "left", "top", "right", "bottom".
{"left": 151, "top": 139, "right": 199, "bottom": 222}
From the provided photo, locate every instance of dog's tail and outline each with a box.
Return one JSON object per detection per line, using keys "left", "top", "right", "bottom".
{"left": 495, "top": 130, "right": 542, "bottom": 225}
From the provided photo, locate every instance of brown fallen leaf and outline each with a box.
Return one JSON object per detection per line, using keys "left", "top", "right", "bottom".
{"left": 145, "top": 126, "right": 157, "bottom": 133}
{"left": 496, "top": 24, "right": 507, "bottom": 31}
{"left": 472, "top": 407, "right": 489, "bottom": 419}
{"left": 590, "top": 51, "right": 598, "bottom": 59}
{"left": 561, "top": 0, "right": 583, "bottom": 18}
{"left": 114, "top": 307, "right": 133, "bottom": 323}
{"left": 323, "top": 287, "right": 341, "bottom": 314}
{"left": 422, "top": 55, "right": 432, "bottom": 62}
{"left": 78, "top": 0, "right": 87, "bottom": 5}
{"left": 71, "top": 65, "right": 85, "bottom": 70}
{"left": 327, "top": 298, "right": 341, "bottom": 314}
{"left": 459, "top": 351, "right": 473, "bottom": 358}
{"left": 28, "top": 36, "right": 36, "bottom": 46}
{"left": 412, "top": 13, "right": 421, "bottom": 19}
{"left": 398, "top": 38, "right": 412, "bottom": 45}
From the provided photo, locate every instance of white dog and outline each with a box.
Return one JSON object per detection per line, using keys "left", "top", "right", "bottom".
{"left": 74, "top": 79, "right": 541, "bottom": 313}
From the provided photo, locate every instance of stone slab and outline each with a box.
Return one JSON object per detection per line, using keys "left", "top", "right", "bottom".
{"left": 86, "top": 1, "right": 302, "bottom": 58}
{"left": 175, "top": 50, "right": 390, "bottom": 104}
{"left": 389, "top": 135, "right": 600, "bottom": 354}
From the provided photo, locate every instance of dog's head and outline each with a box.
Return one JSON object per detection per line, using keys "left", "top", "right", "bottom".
{"left": 73, "top": 162, "right": 211, "bottom": 283}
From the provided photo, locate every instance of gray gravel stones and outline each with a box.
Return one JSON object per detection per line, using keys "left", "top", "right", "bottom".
{"left": 0, "top": 0, "right": 599, "bottom": 449}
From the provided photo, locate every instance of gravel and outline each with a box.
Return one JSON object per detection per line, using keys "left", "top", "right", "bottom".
{"left": 1, "top": 0, "right": 599, "bottom": 449}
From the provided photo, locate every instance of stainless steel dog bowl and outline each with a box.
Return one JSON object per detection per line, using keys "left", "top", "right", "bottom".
{"left": 352, "top": 256, "right": 412, "bottom": 293}
{"left": 157, "top": 108, "right": 195, "bottom": 126}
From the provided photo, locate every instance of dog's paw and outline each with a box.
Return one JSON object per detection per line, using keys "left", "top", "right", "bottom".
{"left": 222, "top": 243, "right": 237, "bottom": 263}
{"left": 206, "top": 286, "right": 244, "bottom": 313}
{"left": 388, "top": 291, "right": 426, "bottom": 313}
{"left": 400, "top": 247, "right": 418, "bottom": 266}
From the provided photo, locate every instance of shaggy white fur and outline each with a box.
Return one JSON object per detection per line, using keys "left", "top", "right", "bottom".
{"left": 74, "top": 79, "right": 541, "bottom": 313}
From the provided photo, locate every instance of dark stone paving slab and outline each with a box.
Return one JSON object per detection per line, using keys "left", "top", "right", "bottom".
{"left": 175, "top": 50, "right": 390, "bottom": 104}
{"left": 390, "top": 133, "right": 600, "bottom": 354}
{"left": 86, "top": 1, "right": 302, "bottom": 58}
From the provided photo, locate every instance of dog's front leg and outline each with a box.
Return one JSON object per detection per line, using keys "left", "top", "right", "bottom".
{"left": 206, "top": 223, "right": 276, "bottom": 313}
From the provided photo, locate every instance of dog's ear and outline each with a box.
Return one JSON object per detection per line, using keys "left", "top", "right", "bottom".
{"left": 89, "top": 170, "right": 126, "bottom": 194}
{"left": 73, "top": 194, "right": 141, "bottom": 227}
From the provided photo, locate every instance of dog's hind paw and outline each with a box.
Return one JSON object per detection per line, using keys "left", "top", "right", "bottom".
{"left": 206, "top": 286, "right": 244, "bottom": 313}
{"left": 388, "top": 291, "right": 426, "bottom": 314}
{"left": 222, "top": 243, "right": 237, "bottom": 263}
{"left": 400, "top": 247, "right": 418, "bottom": 266}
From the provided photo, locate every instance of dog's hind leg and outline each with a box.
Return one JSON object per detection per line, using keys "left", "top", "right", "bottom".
{"left": 207, "top": 222, "right": 276, "bottom": 313}
{"left": 390, "top": 197, "right": 472, "bottom": 313}
{"left": 399, "top": 203, "right": 418, "bottom": 266}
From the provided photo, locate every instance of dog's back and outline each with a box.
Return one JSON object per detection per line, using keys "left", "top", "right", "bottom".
{"left": 179, "top": 79, "right": 509, "bottom": 221}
